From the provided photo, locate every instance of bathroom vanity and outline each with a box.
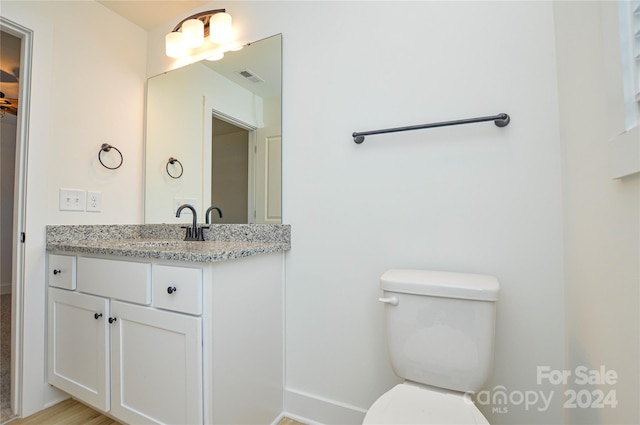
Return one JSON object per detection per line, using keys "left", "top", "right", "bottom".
{"left": 45, "top": 224, "right": 290, "bottom": 425}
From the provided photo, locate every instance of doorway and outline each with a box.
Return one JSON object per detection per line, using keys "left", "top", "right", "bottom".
{"left": 1, "top": 17, "right": 31, "bottom": 424}
{"left": 0, "top": 27, "right": 20, "bottom": 424}
{"left": 211, "top": 116, "right": 251, "bottom": 224}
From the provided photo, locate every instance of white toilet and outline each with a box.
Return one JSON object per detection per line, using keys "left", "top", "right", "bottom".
{"left": 363, "top": 269, "right": 500, "bottom": 425}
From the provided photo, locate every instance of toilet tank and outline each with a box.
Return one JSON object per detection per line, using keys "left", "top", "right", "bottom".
{"left": 380, "top": 269, "right": 499, "bottom": 394}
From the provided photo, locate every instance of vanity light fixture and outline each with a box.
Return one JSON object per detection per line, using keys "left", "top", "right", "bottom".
{"left": 165, "top": 9, "right": 239, "bottom": 60}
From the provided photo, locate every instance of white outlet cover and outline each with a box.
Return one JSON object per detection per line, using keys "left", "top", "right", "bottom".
{"left": 87, "top": 191, "right": 102, "bottom": 212}
{"left": 173, "top": 197, "right": 198, "bottom": 215}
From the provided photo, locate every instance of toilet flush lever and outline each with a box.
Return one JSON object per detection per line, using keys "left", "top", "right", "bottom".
{"left": 378, "top": 296, "right": 399, "bottom": 306}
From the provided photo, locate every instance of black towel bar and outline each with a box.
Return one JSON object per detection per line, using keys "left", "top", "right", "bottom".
{"left": 352, "top": 113, "right": 510, "bottom": 144}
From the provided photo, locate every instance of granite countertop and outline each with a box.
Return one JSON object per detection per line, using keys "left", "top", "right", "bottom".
{"left": 46, "top": 224, "right": 291, "bottom": 263}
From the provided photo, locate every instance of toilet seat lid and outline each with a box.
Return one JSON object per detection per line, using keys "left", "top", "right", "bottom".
{"left": 363, "top": 384, "right": 488, "bottom": 425}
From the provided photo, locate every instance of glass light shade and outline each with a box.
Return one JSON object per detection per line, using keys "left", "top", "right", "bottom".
{"left": 165, "top": 31, "right": 186, "bottom": 58}
{"left": 224, "top": 42, "right": 244, "bottom": 52}
{"left": 209, "top": 12, "right": 233, "bottom": 43}
{"left": 182, "top": 19, "right": 204, "bottom": 48}
{"left": 206, "top": 51, "right": 225, "bottom": 61}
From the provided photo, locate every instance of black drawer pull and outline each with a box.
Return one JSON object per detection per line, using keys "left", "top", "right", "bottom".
{"left": 167, "top": 286, "right": 177, "bottom": 294}
{"left": 94, "top": 313, "right": 103, "bottom": 320}
{"left": 53, "top": 269, "right": 61, "bottom": 275}
{"left": 108, "top": 317, "right": 117, "bottom": 324}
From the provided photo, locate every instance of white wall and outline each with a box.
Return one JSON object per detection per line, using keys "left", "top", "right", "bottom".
{"left": 149, "top": 2, "right": 566, "bottom": 424}
{"left": 286, "top": 3, "right": 565, "bottom": 424}
{"left": 555, "top": 2, "right": 640, "bottom": 424}
{"left": 4, "top": 1, "right": 146, "bottom": 228}
{"left": 2, "top": 0, "right": 146, "bottom": 416}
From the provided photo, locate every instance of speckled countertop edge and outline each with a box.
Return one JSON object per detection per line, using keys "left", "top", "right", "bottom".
{"left": 46, "top": 224, "right": 291, "bottom": 263}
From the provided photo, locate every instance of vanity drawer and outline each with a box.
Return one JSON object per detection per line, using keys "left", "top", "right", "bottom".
{"left": 48, "top": 254, "right": 77, "bottom": 290}
{"left": 77, "top": 257, "right": 151, "bottom": 305}
{"left": 152, "top": 265, "right": 202, "bottom": 315}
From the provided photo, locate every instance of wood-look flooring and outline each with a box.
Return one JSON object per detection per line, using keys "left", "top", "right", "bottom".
{"left": 6, "top": 399, "right": 120, "bottom": 425}
{"left": 1, "top": 294, "right": 13, "bottom": 423}
{"left": 6, "top": 398, "right": 306, "bottom": 425}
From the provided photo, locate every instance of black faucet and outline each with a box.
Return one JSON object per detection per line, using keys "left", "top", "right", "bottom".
{"left": 176, "top": 204, "right": 201, "bottom": 241}
{"left": 205, "top": 206, "right": 223, "bottom": 224}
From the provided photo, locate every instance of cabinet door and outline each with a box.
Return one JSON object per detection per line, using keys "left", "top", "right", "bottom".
{"left": 110, "top": 301, "right": 203, "bottom": 425}
{"left": 48, "top": 287, "right": 110, "bottom": 411}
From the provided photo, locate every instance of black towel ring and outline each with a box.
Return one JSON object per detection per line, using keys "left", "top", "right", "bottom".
{"left": 98, "top": 143, "right": 123, "bottom": 170}
{"left": 166, "top": 157, "right": 184, "bottom": 179}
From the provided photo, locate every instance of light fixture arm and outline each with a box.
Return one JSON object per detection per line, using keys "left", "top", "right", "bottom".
{"left": 170, "top": 8, "right": 226, "bottom": 36}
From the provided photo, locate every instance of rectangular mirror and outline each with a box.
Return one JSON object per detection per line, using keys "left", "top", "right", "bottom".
{"left": 144, "top": 34, "right": 282, "bottom": 224}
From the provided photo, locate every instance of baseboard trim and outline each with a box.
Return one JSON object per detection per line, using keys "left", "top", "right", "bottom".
{"left": 283, "top": 388, "right": 367, "bottom": 425}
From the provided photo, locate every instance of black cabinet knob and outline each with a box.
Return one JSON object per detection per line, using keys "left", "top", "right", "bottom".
{"left": 167, "top": 286, "right": 177, "bottom": 294}
{"left": 108, "top": 317, "right": 117, "bottom": 324}
{"left": 53, "top": 269, "right": 61, "bottom": 275}
{"left": 94, "top": 313, "right": 103, "bottom": 320}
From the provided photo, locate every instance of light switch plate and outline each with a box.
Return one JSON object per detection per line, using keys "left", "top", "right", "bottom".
{"left": 59, "top": 188, "right": 86, "bottom": 211}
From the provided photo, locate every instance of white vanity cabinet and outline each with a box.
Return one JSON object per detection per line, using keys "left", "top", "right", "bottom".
{"left": 48, "top": 255, "right": 203, "bottom": 424}
{"left": 47, "top": 251, "right": 284, "bottom": 425}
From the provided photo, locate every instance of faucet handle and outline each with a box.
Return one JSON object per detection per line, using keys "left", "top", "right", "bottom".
{"left": 197, "top": 225, "right": 210, "bottom": 241}
{"left": 180, "top": 225, "right": 192, "bottom": 240}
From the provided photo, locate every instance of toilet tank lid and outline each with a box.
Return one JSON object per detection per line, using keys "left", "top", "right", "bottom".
{"left": 380, "top": 269, "right": 500, "bottom": 301}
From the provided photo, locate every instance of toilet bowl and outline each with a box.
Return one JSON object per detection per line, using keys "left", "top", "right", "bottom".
{"left": 364, "top": 269, "right": 499, "bottom": 424}
{"left": 363, "top": 384, "right": 488, "bottom": 425}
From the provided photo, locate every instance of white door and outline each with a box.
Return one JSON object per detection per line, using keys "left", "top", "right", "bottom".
{"left": 47, "top": 288, "right": 110, "bottom": 411}
{"left": 110, "top": 301, "right": 203, "bottom": 425}
{"left": 254, "top": 135, "right": 281, "bottom": 223}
